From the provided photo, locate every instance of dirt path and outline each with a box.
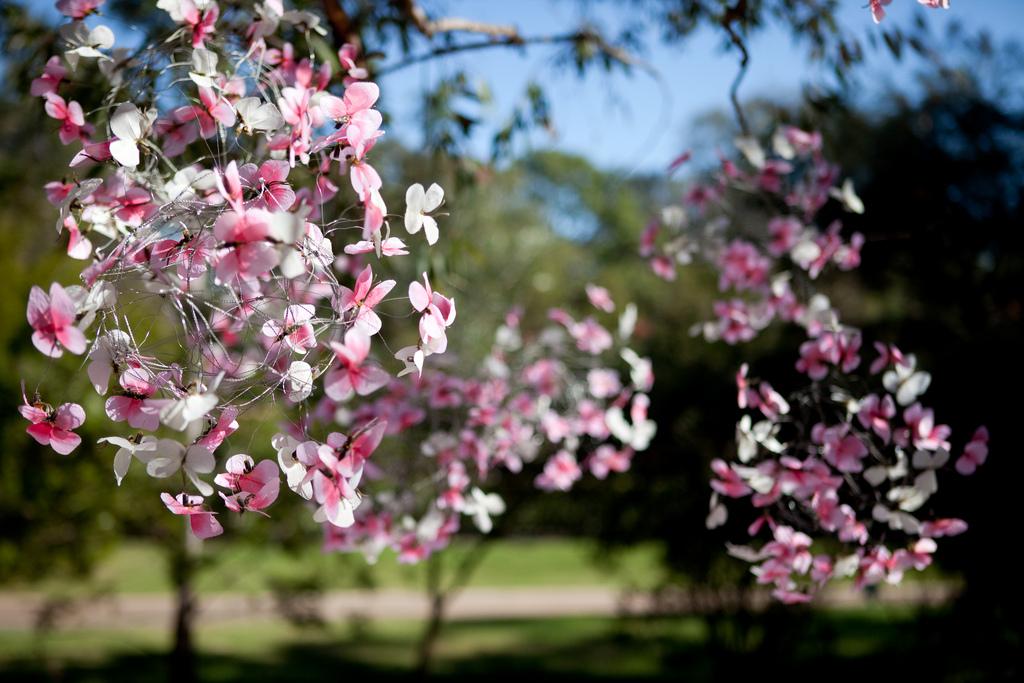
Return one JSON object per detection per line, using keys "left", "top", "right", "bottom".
{"left": 0, "top": 582, "right": 957, "bottom": 631}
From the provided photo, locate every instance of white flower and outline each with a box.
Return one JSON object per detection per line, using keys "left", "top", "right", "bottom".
{"left": 872, "top": 504, "right": 921, "bottom": 534}
{"left": 60, "top": 22, "right": 115, "bottom": 70}
{"left": 87, "top": 331, "right": 134, "bottom": 394}
{"left": 404, "top": 183, "right": 444, "bottom": 245}
{"left": 189, "top": 48, "right": 219, "bottom": 87}
{"left": 160, "top": 380, "right": 219, "bottom": 431}
{"left": 145, "top": 438, "right": 216, "bottom": 496}
{"left": 706, "top": 494, "right": 727, "bottom": 529}
{"left": 66, "top": 281, "right": 116, "bottom": 330}
{"left": 620, "top": 348, "right": 654, "bottom": 392}
{"left": 735, "top": 416, "right": 785, "bottom": 463}
{"left": 98, "top": 435, "right": 158, "bottom": 486}
{"left": 464, "top": 488, "right": 505, "bottom": 533}
{"left": 606, "top": 395, "right": 656, "bottom": 451}
{"left": 394, "top": 345, "right": 425, "bottom": 378}
{"left": 273, "top": 433, "right": 312, "bottom": 500}
{"left": 829, "top": 178, "right": 865, "bottom": 214}
{"left": 618, "top": 303, "right": 638, "bottom": 340}
{"left": 734, "top": 136, "right": 765, "bottom": 169}
{"left": 285, "top": 361, "right": 313, "bottom": 403}
{"left": 109, "top": 103, "right": 156, "bottom": 169}
{"left": 235, "top": 98, "right": 284, "bottom": 135}
{"left": 883, "top": 355, "right": 932, "bottom": 406}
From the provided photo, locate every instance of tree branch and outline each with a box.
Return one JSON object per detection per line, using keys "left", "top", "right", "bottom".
{"left": 397, "top": 0, "right": 521, "bottom": 40}
{"left": 376, "top": 27, "right": 653, "bottom": 78}
{"left": 321, "top": 0, "right": 361, "bottom": 51}
{"left": 723, "top": 17, "right": 751, "bottom": 136}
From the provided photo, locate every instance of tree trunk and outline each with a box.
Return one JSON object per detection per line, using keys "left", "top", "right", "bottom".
{"left": 168, "top": 528, "right": 199, "bottom": 683}
{"left": 414, "top": 553, "right": 445, "bottom": 675}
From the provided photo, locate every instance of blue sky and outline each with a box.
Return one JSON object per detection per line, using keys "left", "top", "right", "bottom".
{"left": 377, "top": 1, "right": 1024, "bottom": 171}
{"left": 20, "top": 0, "right": 1024, "bottom": 171}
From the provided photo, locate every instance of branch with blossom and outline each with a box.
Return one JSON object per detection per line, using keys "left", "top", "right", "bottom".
{"left": 311, "top": 295, "right": 654, "bottom": 562}
{"left": 646, "top": 129, "right": 987, "bottom": 603}
{"left": 20, "top": 1, "right": 652, "bottom": 564}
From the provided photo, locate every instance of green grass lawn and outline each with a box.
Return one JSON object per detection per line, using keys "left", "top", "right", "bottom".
{"left": 5, "top": 537, "right": 665, "bottom": 596}
{"left": 0, "top": 607, "right": 1013, "bottom": 681}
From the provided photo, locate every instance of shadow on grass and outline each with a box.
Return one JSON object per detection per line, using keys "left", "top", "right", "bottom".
{"left": 1, "top": 608, "right": 1017, "bottom": 682}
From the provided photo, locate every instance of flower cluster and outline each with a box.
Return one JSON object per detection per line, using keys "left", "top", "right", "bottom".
{"left": 295, "top": 293, "right": 654, "bottom": 562}
{"left": 642, "top": 128, "right": 864, "bottom": 344}
{"left": 711, "top": 345, "right": 985, "bottom": 603}
{"left": 647, "top": 130, "right": 987, "bottom": 602}
{"left": 21, "top": 1, "right": 651, "bottom": 558}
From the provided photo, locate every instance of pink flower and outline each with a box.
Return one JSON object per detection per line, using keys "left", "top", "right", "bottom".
{"left": 857, "top": 393, "right": 896, "bottom": 444}
{"left": 195, "top": 408, "right": 239, "bottom": 451}
{"left": 585, "top": 283, "right": 615, "bottom": 313}
{"left": 920, "top": 518, "right": 967, "bottom": 538}
{"left": 836, "top": 330, "right": 862, "bottom": 373}
{"left": 712, "top": 299, "right": 761, "bottom": 344}
{"left": 338, "top": 265, "right": 395, "bottom": 336}
{"left": 821, "top": 425, "right": 868, "bottom": 473}
{"left": 321, "top": 83, "right": 382, "bottom": 158}
{"left": 31, "top": 57, "right": 66, "bottom": 97}
{"left": 650, "top": 255, "right": 676, "bottom": 281}
{"left": 349, "top": 156, "right": 382, "bottom": 203}
{"left": 182, "top": 0, "right": 219, "bottom": 48}
{"left": 535, "top": 451, "right": 582, "bottom": 492}
{"left": 796, "top": 335, "right": 837, "bottom": 380}
{"left": 767, "top": 217, "right": 802, "bottom": 256}
{"left": 409, "top": 273, "right": 456, "bottom": 352}
{"left": 278, "top": 86, "right": 310, "bottom": 126}
{"left": 870, "top": 341, "right": 907, "bottom": 375}
{"left": 902, "top": 403, "right": 951, "bottom": 451}
{"left": 198, "top": 86, "right": 236, "bottom": 128}
{"left": 238, "top": 160, "right": 295, "bottom": 211}
{"left": 27, "top": 283, "right": 86, "bottom": 357}
{"left": 155, "top": 107, "right": 200, "bottom": 157}
{"left": 736, "top": 363, "right": 758, "bottom": 409}
{"left": 70, "top": 139, "right": 113, "bottom": 168}
{"left": 212, "top": 206, "right": 279, "bottom": 283}
{"left": 44, "top": 94, "right": 88, "bottom": 145}
{"left": 338, "top": 43, "right": 368, "bottom": 81}
{"left": 588, "top": 445, "right": 632, "bottom": 479}
{"left": 587, "top": 368, "right": 621, "bottom": 399}
{"left": 710, "top": 459, "right": 752, "bottom": 498}
{"left": 309, "top": 423, "right": 385, "bottom": 528}
{"left": 717, "top": 240, "right": 771, "bottom": 291}
{"left": 320, "top": 82, "right": 378, "bottom": 120}
{"left": 869, "top": 1, "right": 893, "bottom": 24}
{"left": 63, "top": 216, "right": 93, "bottom": 260}
{"left": 757, "top": 382, "right": 790, "bottom": 420}
{"left": 105, "top": 367, "right": 162, "bottom": 430}
{"left": 639, "top": 221, "right": 658, "bottom": 257}
{"left": 161, "top": 492, "right": 223, "bottom": 539}
{"left": 114, "top": 186, "right": 157, "bottom": 226}
{"left": 261, "top": 304, "right": 317, "bottom": 353}
{"left": 569, "top": 318, "right": 613, "bottom": 355}
{"left": 325, "top": 328, "right": 390, "bottom": 401}
{"left": 780, "top": 126, "right": 822, "bottom": 155}
{"left": 20, "top": 398, "right": 85, "bottom": 455}
{"left": 891, "top": 538, "right": 937, "bottom": 581}
{"left": 56, "top": 0, "right": 104, "bottom": 19}
{"left": 955, "top": 426, "right": 989, "bottom": 475}
{"left": 215, "top": 454, "right": 280, "bottom": 514}
{"left": 773, "top": 587, "right": 813, "bottom": 604}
